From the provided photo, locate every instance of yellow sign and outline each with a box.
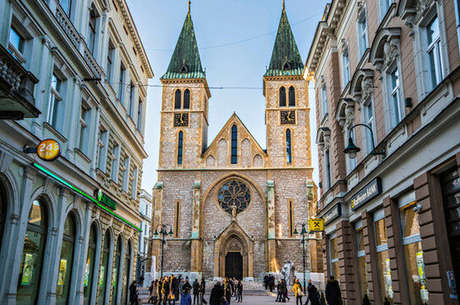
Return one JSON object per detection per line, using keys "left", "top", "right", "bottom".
{"left": 309, "top": 218, "right": 324, "bottom": 232}
{"left": 37, "top": 139, "right": 61, "bottom": 161}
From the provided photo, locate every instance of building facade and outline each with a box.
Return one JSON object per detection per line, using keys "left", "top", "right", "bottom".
{"left": 137, "top": 189, "right": 152, "bottom": 284}
{"left": 0, "top": 0, "right": 153, "bottom": 304}
{"left": 148, "top": 3, "right": 322, "bottom": 283}
{"left": 306, "top": 0, "right": 460, "bottom": 303}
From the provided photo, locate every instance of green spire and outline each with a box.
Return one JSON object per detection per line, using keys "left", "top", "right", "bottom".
{"left": 161, "top": 6, "right": 205, "bottom": 80}
{"left": 264, "top": 5, "right": 304, "bottom": 77}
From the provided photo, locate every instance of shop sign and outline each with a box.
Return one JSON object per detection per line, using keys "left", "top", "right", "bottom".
{"left": 95, "top": 189, "right": 117, "bottom": 210}
{"left": 351, "top": 178, "right": 382, "bottom": 210}
{"left": 323, "top": 203, "right": 342, "bottom": 225}
{"left": 23, "top": 139, "right": 61, "bottom": 161}
{"left": 309, "top": 218, "right": 324, "bottom": 232}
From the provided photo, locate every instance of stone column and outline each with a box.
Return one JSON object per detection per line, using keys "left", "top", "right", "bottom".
{"left": 336, "top": 220, "right": 357, "bottom": 304}
{"left": 266, "top": 180, "right": 277, "bottom": 273}
{"left": 190, "top": 181, "right": 203, "bottom": 279}
{"left": 150, "top": 182, "right": 163, "bottom": 275}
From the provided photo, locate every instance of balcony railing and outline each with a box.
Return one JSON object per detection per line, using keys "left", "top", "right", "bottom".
{"left": 0, "top": 44, "right": 40, "bottom": 120}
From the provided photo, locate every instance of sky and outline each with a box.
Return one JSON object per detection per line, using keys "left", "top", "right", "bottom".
{"left": 128, "top": 0, "right": 329, "bottom": 193}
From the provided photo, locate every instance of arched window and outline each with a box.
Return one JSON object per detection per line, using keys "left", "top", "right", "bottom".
{"left": 174, "top": 89, "right": 182, "bottom": 109}
{"left": 286, "top": 129, "right": 292, "bottom": 164}
{"left": 177, "top": 131, "right": 184, "bottom": 165}
{"left": 231, "top": 125, "right": 238, "bottom": 164}
{"left": 279, "top": 87, "right": 286, "bottom": 107}
{"left": 183, "top": 89, "right": 190, "bottom": 109}
{"left": 121, "top": 241, "right": 132, "bottom": 305}
{"left": 17, "top": 200, "right": 48, "bottom": 304}
{"left": 97, "top": 230, "right": 111, "bottom": 305}
{"left": 56, "top": 214, "right": 76, "bottom": 305}
{"left": 83, "top": 223, "right": 97, "bottom": 305}
{"left": 111, "top": 236, "right": 122, "bottom": 305}
{"left": 289, "top": 86, "right": 296, "bottom": 107}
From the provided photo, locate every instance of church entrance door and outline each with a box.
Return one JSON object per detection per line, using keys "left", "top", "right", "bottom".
{"left": 225, "top": 252, "right": 243, "bottom": 279}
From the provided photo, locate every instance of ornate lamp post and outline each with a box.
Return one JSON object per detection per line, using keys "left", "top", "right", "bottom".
{"left": 343, "top": 123, "right": 385, "bottom": 159}
{"left": 153, "top": 224, "right": 174, "bottom": 278}
{"left": 293, "top": 223, "right": 308, "bottom": 291}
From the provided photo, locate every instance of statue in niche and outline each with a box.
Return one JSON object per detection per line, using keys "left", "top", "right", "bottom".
{"left": 281, "top": 259, "right": 295, "bottom": 285}
{"left": 231, "top": 204, "right": 238, "bottom": 220}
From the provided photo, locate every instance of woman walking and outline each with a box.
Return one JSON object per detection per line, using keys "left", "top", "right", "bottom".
{"left": 236, "top": 280, "right": 243, "bottom": 303}
{"left": 149, "top": 280, "right": 159, "bottom": 304}
{"left": 129, "top": 281, "right": 139, "bottom": 305}
{"left": 199, "top": 278, "right": 207, "bottom": 305}
{"left": 293, "top": 279, "right": 303, "bottom": 305}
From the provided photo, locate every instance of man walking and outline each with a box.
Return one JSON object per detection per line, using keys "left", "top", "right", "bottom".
{"left": 325, "top": 276, "right": 341, "bottom": 305}
{"left": 192, "top": 279, "right": 200, "bottom": 305}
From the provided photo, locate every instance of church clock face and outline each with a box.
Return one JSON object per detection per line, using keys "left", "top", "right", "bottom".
{"left": 280, "top": 110, "right": 296, "bottom": 124}
{"left": 174, "top": 113, "right": 189, "bottom": 127}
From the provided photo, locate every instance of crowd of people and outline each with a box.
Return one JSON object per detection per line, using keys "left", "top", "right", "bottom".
{"left": 128, "top": 275, "right": 341, "bottom": 305}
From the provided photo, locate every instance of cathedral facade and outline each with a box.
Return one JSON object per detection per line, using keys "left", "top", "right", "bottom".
{"left": 149, "top": 3, "right": 322, "bottom": 282}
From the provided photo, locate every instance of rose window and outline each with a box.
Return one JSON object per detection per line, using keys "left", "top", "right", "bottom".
{"left": 217, "top": 180, "right": 251, "bottom": 214}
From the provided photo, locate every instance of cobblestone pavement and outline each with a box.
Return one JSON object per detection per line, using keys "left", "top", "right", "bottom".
{"left": 235, "top": 295, "right": 296, "bottom": 304}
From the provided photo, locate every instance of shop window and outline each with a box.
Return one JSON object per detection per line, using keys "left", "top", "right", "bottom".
{"left": 111, "top": 236, "right": 122, "bottom": 305}
{"left": 97, "top": 230, "right": 111, "bottom": 305}
{"left": 83, "top": 223, "right": 97, "bottom": 305}
{"left": 374, "top": 211, "right": 394, "bottom": 304}
{"left": 17, "top": 200, "right": 47, "bottom": 305}
{"left": 56, "top": 214, "right": 76, "bottom": 305}
{"left": 231, "top": 125, "right": 238, "bottom": 164}
{"left": 121, "top": 241, "right": 132, "bottom": 305}
{"left": 355, "top": 221, "right": 369, "bottom": 302}
{"left": 279, "top": 87, "right": 286, "bottom": 107}
{"left": 329, "top": 235, "right": 339, "bottom": 280}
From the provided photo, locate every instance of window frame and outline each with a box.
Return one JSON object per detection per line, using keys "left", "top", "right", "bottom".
{"left": 357, "top": 6, "right": 369, "bottom": 58}
{"left": 97, "top": 127, "right": 110, "bottom": 172}
{"left": 78, "top": 101, "right": 92, "bottom": 155}
{"left": 363, "top": 97, "right": 376, "bottom": 155}
{"left": 231, "top": 125, "right": 238, "bottom": 164}
{"left": 48, "top": 73, "right": 63, "bottom": 129}
{"left": 286, "top": 129, "right": 292, "bottom": 164}
{"left": 341, "top": 45, "right": 351, "bottom": 87}
{"left": 321, "top": 83, "right": 328, "bottom": 118}
{"left": 279, "top": 86, "right": 287, "bottom": 107}
{"left": 177, "top": 131, "right": 184, "bottom": 165}
{"left": 111, "top": 143, "right": 121, "bottom": 183}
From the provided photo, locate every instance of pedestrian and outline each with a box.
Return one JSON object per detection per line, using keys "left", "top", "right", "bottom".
{"left": 149, "top": 280, "right": 159, "bottom": 304}
{"left": 325, "top": 276, "right": 341, "bottom": 305}
{"left": 129, "top": 280, "right": 139, "bottom": 305}
{"left": 192, "top": 279, "right": 200, "bottom": 305}
{"left": 264, "top": 274, "right": 269, "bottom": 290}
{"left": 210, "top": 281, "right": 223, "bottom": 305}
{"left": 183, "top": 279, "right": 192, "bottom": 292}
{"left": 199, "top": 278, "right": 208, "bottom": 305}
{"left": 139, "top": 271, "right": 145, "bottom": 287}
{"left": 171, "top": 275, "right": 179, "bottom": 304}
{"left": 223, "top": 279, "right": 232, "bottom": 304}
{"left": 305, "top": 280, "right": 320, "bottom": 305}
{"left": 158, "top": 278, "right": 164, "bottom": 305}
{"left": 180, "top": 288, "right": 192, "bottom": 305}
{"left": 283, "top": 279, "right": 290, "bottom": 302}
{"left": 268, "top": 275, "right": 275, "bottom": 292}
{"left": 162, "top": 276, "right": 172, "bottom": 305}
{"left": 293, "top": 279, "right": 303, "bottom": 305}
{"left": 236, "top": 280, "right": 243, "bottom": 303}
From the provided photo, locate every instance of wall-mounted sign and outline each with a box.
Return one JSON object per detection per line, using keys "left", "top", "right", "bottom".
{"left": 309, "top": 218, "right": 324, "bottom": 232}
{"left": 95, "top": 189, "right": 117, "bottom": 210}
{"left": 37, "top": 139, "right": 61, "bottom": 161}
{"left": 351, "top": 178, "right": 382, "bottom": 210}
{"left": 323, "top": 203, "right": 342, "bottom": 225}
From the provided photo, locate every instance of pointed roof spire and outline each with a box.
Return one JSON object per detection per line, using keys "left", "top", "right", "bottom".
{"left": 161, "top": 3, "right": 205, "bottom": 80}
{"left": 264, "top": 3, "right": 304, "bottom": 77}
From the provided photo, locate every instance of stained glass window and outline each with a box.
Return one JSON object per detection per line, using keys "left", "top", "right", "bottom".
{"left": 217, "top": 180, "right": 251, "bottom": 214}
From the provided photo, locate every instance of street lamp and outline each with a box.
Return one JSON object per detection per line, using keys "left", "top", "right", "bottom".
{"left": 343, "top": 123, "right": 385, "bottom": 159}
{"left": 293, "top": 223, "right": 309, "bottom": 291}
{"left": 153, "top": 224, "right": 174, "bottom": 278}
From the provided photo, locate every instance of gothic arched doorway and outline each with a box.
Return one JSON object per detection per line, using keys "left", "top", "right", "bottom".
{"left": 225, "top": 240, "right": 243, "bottom": 279}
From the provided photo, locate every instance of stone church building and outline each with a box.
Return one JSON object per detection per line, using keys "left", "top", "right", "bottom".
{"left": 149, "top": 3, "right": 322, "bottom": 282}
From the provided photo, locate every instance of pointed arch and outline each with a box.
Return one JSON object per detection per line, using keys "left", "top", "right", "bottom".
{"left": 288, "top": 86, "right": 296, "bottom": 107}
{"left": 183, "top": 89, "right": 190, "bottom": 109}
{"left": 279, "top": 86, "right": 286, "bottom": 107}
{"left": 83, "top": 221, "right": 99, "bottom": 305}
{"left": 174, "top": 89, "right": 182, "bottom": 109}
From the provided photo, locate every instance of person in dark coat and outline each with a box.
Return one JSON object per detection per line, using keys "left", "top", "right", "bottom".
{"left": 199, "top": 279, "right": 207, "bottom": 305}
{"left": 129, "top": 281, "right": 139, "bottom": 305}
{"left": 180, "top": 288, "right": 192, "bottom": 305}
{"left": 209, "top": 282, "right": 224, "bottom": 305}
{"left": 264, "top": 274, "right": 269, "bottom": 290}
{"left": 305, "top": 280, "right": 320, "bottom": 305}
{"left": 325, "top": 276, "right": 341, "bottom": 305}
{"left": 172, "top": 275, "right": 180, "bottom": 304}
{"left": 236, "top": 280, "right": 243, "bottom": 303}
{"left": 192, "top": 279, "right": 200, "bottom": 305}
{"left": 183, "top": 279, "right": 192, "bottom": 292}
{"left": 162, "top": 277, "right": 172, "bottom": 305}
{"left": 268, "top": 275, "right": 275, "bottom": 292}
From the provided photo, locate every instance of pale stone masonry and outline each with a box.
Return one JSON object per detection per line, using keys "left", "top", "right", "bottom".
{"left": 307, "top": 0, "right": 460, "bottom": 303}
{"left": 148, "top": 3, "right": 322, "bottom": 283}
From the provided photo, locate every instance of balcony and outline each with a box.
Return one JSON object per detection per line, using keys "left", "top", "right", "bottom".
{"left": 0, "top": 44, "right": 40, "bottom": 120}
